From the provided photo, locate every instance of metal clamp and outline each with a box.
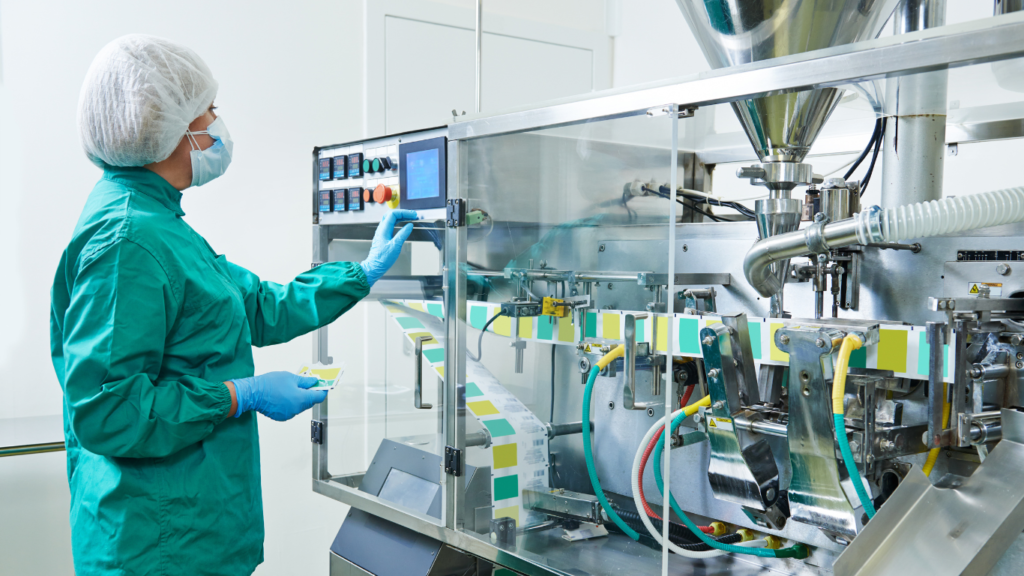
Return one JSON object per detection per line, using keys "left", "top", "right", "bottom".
{"left": 414, "top": 336, "right": 433, "bottom": 409}
{"left": 623, "top": 313, "right": 658, "bottom": 410}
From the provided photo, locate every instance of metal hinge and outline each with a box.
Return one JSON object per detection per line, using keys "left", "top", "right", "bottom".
{"left": 444, "top": 445, "right": 462, "bottom": 476}
{"left": 446, "top": 199, "right": 466, "bottom": 228}
{"left": 311, "top": 420, "right": 323, "bottom": 444}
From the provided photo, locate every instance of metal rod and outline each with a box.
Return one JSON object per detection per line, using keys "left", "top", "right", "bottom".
{"left": 475, "top": 0, "right": 482, "bottom": 113}
{"left": 926, "top": 322, "right": 947, "bottom": 448}
{"left": 0, "top": 442, "right": 65, "bottom": 458}
{"left": 733, "top": 418, "right": 789, "bottom": 438}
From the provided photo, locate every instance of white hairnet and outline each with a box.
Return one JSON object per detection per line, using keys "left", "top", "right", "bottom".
{"left": 77, "top": 34, "right": 218, "bottom": 168}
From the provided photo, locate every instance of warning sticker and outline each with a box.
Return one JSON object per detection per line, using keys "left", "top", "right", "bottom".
{"left": 968, "top": 282, "right": 1003, "bottom": 296}
{"left": 707, "top": 417, "right": 734, "bottom": 432}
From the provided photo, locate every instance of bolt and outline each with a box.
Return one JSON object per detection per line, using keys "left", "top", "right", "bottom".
{"left": 816, "top": 338, "right": 827, "bottom": 348}
{"left": 708, "top": 368, "right": 721, "bottom": 380}
{"left": 938, "top": 300, "right": 947, "bottom": 310}
{"left": 866, "top": 454, "right": 874, "bottom": 464}
{"left": 539, "top": 260, "right": 547, "bottom": 269}
{"left": 949, "top": 300, "right": 956, "bottom": 310}
{"left": 1017, "top": 352, "right": 1023, "bottom": 360}
{"left": 712, "top": 400, "right": 725, "bottom": 410}
{"left": 1010, "top": 336, "right": 1023, "bottom": 347}
{"left": 702, "top": 336, "right": 715, "bottom": 347}
{"left": 766, "top": 488, "right": 776, "bottom": 502}
{"left": 849, "top": 440, "right": 860, "bottom": 454}
{"left": 1018, "top": 361, "right": 1024, "bottom": 370}
{"left": 814, "top": 212, "right": 827, "bottom": 223}
{"left": 997, "top": 263, "right": 1011, "bottom": 276}
{"left": 780, "top": 334, "right": 790, "bottom": 345}
{"left": 607, "top": 283, "right": 613, "bottom": 290}
{"left": 647, "top": 407, "right": 655, "bottom": 417}
{"left": 880, "top": 439, "right": 895, "bottom": 452}
{"left": 682, "top": 244, "right": 688, "bottom": 252}
{"left": 817, "top": 253, "right": 827, "bottom": 263}
{"left": 693, "top": 413, "right": 703, "bottom": 424}
{"left": 598, "top": 244, "right": 606, "bottom": 252}
{"left": 608, "top": 401, "right": 615, "bottom": 410}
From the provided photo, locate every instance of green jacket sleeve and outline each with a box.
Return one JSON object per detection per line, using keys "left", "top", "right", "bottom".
{"left": 60, "top": 239, "right": 232, "bottom": 459}
{"left": 223, "top": 259, "right": 370, "bottom": 348}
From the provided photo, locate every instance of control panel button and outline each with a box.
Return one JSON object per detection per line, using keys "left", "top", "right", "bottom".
{"left": 372, "top": 184, "right": 393, "bottom": 204}
{"left": 380, "top": 157, "right": 393, "bottom": 170}
{"left": 363, "top": 188, "right": 373, "bottom": 203}
{"left": 362, "top": 158, "right": 372, "bottom": 174}
{"left": 371, "top": 158, "right": 382, "bottom": 173}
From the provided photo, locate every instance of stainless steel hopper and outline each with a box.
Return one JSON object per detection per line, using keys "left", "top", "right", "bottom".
{"left": 675, "top": 0, "right": 899, "bottom": 314}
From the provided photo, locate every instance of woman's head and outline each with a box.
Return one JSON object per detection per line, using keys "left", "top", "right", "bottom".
{"left": 77, "top": 34, "right": 218, "bottom": 169}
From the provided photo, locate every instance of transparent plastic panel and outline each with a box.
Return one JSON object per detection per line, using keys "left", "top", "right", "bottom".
{"left": 452, "top": 110, "right": 679, "bottom": 573}
{"left": 321, "top": 237, "right": 446, "bottom": 526}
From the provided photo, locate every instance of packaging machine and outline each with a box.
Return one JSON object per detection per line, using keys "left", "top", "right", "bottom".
{"left": 311, "top": 2, "right": 1024, "bottom": 574}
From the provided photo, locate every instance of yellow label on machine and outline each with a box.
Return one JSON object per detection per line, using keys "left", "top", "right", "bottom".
{"left": 541, "top": 297, "right": 568, "bottom": 317}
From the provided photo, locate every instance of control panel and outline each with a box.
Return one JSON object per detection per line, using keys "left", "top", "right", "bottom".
{"left": 314, "top": 127, "right": 447, "bottom": 225}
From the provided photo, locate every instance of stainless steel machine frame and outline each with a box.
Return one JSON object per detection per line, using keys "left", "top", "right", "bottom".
{"left": 313, "top": 12, "right": 1024, "bottom": 575}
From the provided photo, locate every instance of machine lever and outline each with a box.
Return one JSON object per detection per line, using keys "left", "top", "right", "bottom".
{"left": 414, "top": 336, "right": 433, "bottom": 409}
{"left": 623, "top": 313, "right": 658, "bottom": 410}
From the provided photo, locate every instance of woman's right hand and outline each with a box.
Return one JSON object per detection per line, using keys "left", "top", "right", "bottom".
{"left": 229, "top": 371, "right": 327, "bottom": 421}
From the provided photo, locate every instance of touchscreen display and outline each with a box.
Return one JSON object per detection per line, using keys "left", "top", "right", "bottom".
{"left": 405, "top": 149, "right": 439, "bottom": 200}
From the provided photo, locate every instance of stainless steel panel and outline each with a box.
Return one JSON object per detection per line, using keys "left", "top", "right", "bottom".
{"left": 834, "top": 409, "right": 1024, "bottom": 576}
{"left": 330, "top": 553, "right": 373, "bottom": 576}
{"left": 449, "top": 14, "right": 1024, "bottom": 141}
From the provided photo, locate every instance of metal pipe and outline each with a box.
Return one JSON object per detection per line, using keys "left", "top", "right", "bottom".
{"left": 881, "top": 0, "right": 947, "bottom": 209}
{"left": 475, "top": 0, "right": 482, "bottom": 113}
{"left": 733, "top": 417, "right": 788, "bottom": 438}
{"left": 971, "top": 419, "right": 1002, "bottom": 445}
{"left": 743, "top": 218, "right": 860, "bottom": 298}
{"left": 466, "top": 421, "right": 589, "bottom": 448}
{"left": 0, "top": 442, "right": 65, "bottom": 458}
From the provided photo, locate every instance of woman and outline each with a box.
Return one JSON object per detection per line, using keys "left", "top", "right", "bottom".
{"left": 49, "top": 34, "right": 417, "bottom": 575}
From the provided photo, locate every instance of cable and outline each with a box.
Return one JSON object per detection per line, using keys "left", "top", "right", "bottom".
{"left": 550, "top": 343, "right": 556, "bottom": 423}
{"left": 858, "top": 117, "right": 886, "bottom": 197}
{"left": 582, "top": 346, "right": 639, "bottom": 540}
{"left": 642, "top": 186, "right": 726, "bottom": 222}
{"left": 922, "top": 383, "right": 950, "bottom": 477}
{"left": 650, "top": 411, "right": 810, "bottom": 558}
{"left": 680, "top": 383, "right": 696, "bottom": 409}
{"left": 832, "top": 334, "right": 876, "bottom": 519}
{"left": 467, "top": 312, "right": 505, "bottom": 362}
{"left": 637, "top": 423, "right": 713, "bottom": 533}
{"left": 844, "top": 118, "right": 883, "bottom": 181}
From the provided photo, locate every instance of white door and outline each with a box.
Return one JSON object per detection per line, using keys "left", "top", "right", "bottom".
{"left": 366, "top": 0, "right": 610, "bottom": 136}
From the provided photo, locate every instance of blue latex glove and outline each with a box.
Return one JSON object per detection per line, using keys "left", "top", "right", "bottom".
{"left": 231, "top": 371, "right": 327, "bottom": 421}
{"left": 360, "top": 209, "right": 421, "bottom": 286}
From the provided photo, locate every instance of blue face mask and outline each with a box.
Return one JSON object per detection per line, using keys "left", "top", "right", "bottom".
{"left": 185, "top": 116, "right": 233, "bottom": 188}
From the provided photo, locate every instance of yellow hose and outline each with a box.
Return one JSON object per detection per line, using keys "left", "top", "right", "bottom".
{"left": 832, "top": 334, "right": 863, "bottom": 415}
{"left": 596, "top": 344, "right": 624, "bottom": 370}
{"left": 922, "top": 384, "right": 949, "bottom": 477}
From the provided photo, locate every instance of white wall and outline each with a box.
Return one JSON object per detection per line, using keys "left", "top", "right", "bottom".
{"left": 0, "top": 1, "right": 364, "bottom": 574}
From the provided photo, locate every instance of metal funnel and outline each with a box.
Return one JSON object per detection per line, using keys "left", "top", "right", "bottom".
{"left": 675, "top": 0, "right": 899, "bottom": 163}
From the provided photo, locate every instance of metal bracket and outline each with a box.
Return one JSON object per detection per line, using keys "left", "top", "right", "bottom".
{"left": 446, "top": 198, "right": 466, "bottom": 227}
{"left": 311, "top": 420, "right": 323, "bottom": 445}
{"left": 414, "top": 336, "right": 433, "bottom": 409}
{"left": 444, "top": 445, "right": 462, "bottom": 476}
{"left": 623, "top": 313, "right": 658, "bottom": 410}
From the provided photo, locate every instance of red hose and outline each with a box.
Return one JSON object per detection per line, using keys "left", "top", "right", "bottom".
{"left": 680, "top": 384, "right": 695, "bottom": 410}
{"left": 638, "top": 386, "right": 713, "bottom": 534}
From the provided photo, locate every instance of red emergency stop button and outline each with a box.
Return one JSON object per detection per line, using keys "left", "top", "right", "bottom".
{"left": 373, "top": 184, "right": 393, "bottom": 204}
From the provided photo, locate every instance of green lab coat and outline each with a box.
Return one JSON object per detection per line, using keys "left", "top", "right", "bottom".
{"left": 49, "top": 167, "right": 369, "bottom": 575}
